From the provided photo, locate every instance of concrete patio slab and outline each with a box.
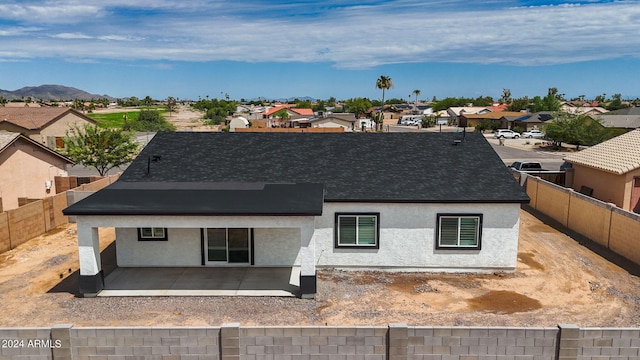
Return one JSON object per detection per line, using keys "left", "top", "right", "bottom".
{"left": 98, "top": 267, "right": 300, "bottom": 297}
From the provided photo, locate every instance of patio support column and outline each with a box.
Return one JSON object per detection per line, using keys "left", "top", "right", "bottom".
{"left": 299, "top": 220, "right": 316, "bottom": 299}
{"left": 77, "top": 222, "right": 103, "bottom": 296}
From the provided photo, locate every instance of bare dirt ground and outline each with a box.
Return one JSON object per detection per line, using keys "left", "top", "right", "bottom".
{"left": 0, "top": 209, "right": 638, "bottom": 327}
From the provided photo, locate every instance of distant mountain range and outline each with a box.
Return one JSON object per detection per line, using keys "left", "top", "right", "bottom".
{"left": 0, "top": 84, "right": 114, "bottom": 101}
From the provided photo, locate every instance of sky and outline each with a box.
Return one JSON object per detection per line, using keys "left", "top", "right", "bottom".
{"left": 1, "top": 0, "right": 639, "bottom": 102}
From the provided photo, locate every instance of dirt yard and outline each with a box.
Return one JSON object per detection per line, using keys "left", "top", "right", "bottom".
{"left": 0, "top": 209, "right": 638, "bottom": 327}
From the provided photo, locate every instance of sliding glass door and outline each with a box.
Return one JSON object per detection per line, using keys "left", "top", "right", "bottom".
{"left": 205, "top": 228, "right": 250, "bottom": 264}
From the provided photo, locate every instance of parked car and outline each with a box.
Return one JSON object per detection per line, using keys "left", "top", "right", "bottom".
{"left": 509, "top": 161, "right": 545, "bottom": 171}
{"left": 522, "top": 129, "right": 546, "bottom": 139}
{"left": 493, "top": 129, "right": 520, "bottom": 139}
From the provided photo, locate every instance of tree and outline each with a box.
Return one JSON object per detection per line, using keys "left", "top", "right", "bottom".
{"left": 500, "top": 88, "right": 512, "bottom": 104}
{"left": 412, "top": 89, "right": 421, "bottom": 104}
{"left": 165, "top": 96, "right": 178, "bottom": 116}
{"left": 143, "top": 96, "right": 154, "bottom": 107}
{"left": 375, "top": 75, "right": 393, "bottom": 131}
{"left": 0, "top": 97, "right": 6, "bottom": 106}
{"left": 295, "top": 100, "right": 313, "bottom": 109}
{"left": 506, "top": 97, "right": 530, "bottom": 112}
{"left": 123, "top": 110, "right": 176, "bottom": 131}
{"left": 273, "top": 109, "right": 290, "bottom": 127}
{"left": 64, "top": 125, "right": 139, "bottom": 176}
{"left": 544, "top": 113, "right": 614, "bottom": 149}
{"left": 344, "top": 98, "right": 372, "bottom": 118}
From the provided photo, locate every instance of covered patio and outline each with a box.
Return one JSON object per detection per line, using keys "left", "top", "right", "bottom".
{"left": 99, "top": 266, "right": 300, "bottom": 297}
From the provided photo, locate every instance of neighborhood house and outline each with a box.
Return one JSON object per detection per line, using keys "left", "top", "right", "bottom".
{"left": 63, "top": 132, "right": 530, "bottom": 298}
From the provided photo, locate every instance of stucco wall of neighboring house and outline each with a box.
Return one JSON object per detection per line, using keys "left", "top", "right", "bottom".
{"left": 38, "top": 112, "right": 94, "bottom": 147}
{"left": 311, "top": 118, "right": 353, "bottom": 130}
{"left": 313, "top": 202, "right": 521, "bottom": 271}
{"left": 571, "top": 164, "right": 640, "bottom": 210}
{"left": 0, "top": 140, "right": 67, "bottom": 211}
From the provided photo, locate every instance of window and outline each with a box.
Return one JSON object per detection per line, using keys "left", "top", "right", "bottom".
{"left": 138, "top": 227, "right": 168, "bottom": 241}
{"left": 436, "top": 214, "right": 482, "bottom": 250}
{"left": 335, "top": 213, "right": 379, "bottom": 248}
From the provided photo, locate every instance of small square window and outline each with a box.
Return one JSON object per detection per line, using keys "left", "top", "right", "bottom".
{"left": 436, "top": 214, "right": 482, "bottom": 250}
{"left": 335, "top": 213, "right": 379, "bottom": 248}
{"left": 138, "top": 227, "right": 168, "bottom": 241}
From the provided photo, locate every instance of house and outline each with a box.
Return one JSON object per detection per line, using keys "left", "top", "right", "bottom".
{"left": 594, "top": 114, "right": 640, "bottom": 131}
{"left": 446, "top": 107, "right": 492, "bottom": 125}
{"left": 309, "top": 113, "right": 359, "bottom": 131}
{"left": 0, "top": 131, "right": 74, "bottom": 211}
{"left": 563, "top": 129, "right": 640, "bottom": 213}
{"left": 458, "top": 112, "right": 524, "bottom": 128}
{"left": 560, "top": 102, "right": 608, "bottom": 116}
{"left": 501, "top": 113, "right": 554, "bottom": 131}
{"left": 0, "top": 107, "right": 96, "bottom": 150}
{"left": 63, "top": 132, "right": 530, "bottom": 298}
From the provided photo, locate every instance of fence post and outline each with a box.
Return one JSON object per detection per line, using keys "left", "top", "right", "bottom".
{"left": 388, "top": 323, "right": 408, "bottom": 360}
{"left": 51, "top": 323, "right": 73, "bottom": 360}
{"left": 557, "top": 324, "right": 580, "bottom": 360}
{"left": 220, "top": 322, "right": 240, "bottom": 360}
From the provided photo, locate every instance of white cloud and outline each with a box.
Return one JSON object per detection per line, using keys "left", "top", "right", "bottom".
{"left": 0, "top": 1, "right": 639, "bottom": 67}
{"left": 51, "top": 32, "right": 92, "bottom": 39}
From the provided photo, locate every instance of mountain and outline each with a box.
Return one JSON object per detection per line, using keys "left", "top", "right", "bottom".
{"left": 0, "top": 84, "right": 114, "bottom": 101}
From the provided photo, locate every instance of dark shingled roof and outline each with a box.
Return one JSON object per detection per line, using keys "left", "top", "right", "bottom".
{"left": 64, "top": 132, "right": 529, "bottom": 216}
{"left": 64, "top": 182, "right": 324, "bottom": 216}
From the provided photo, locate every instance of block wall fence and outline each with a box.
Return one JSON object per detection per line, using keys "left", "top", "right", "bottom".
{"left": 0, "top": 175, "right": 119, "bottom": 255}
{"left": 525, "top": 176, "right": 640, "bottom": 267}
{"left": 1, "top": 323, "right": 639, "bottom": 360}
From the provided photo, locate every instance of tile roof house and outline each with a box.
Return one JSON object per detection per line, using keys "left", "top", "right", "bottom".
{"left": 594, "top": 114, "right": 640, "bottom": 130}
{"left": 563, "top": 129, "right": 640, "bottom": 213}
{"left": 458, "top": 111, "right": 524, "bottom": 128}
{"left": 0, "top": 131, "right": 74, "bottom": 211}
{"left": 63, "top": 132, "right": 529, "bottom": 298}
{"left": 0, "top": 107, "right": 96, "bottom": 150}
{"left": 309, "top": 113, "right": 359, "bottom": 131}
{"left": 501, "top": 113, "right": 554, "bottom": 131}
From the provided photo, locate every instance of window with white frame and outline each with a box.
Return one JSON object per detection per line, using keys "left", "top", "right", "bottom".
{"left": 335, "top": 213, "right": 379, "bottom": 248}
{"left": 138, "top": 227, "right": 168, "bottom": 241}
{"left": 436, "top": 214, "right": 482, "bottom": 249}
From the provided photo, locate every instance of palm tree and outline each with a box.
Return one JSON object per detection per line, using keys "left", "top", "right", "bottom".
{"left": 412, "top": 89, "right": 421, "bottom": 113}
{"left": 375, "top": 75, "right": 393, "bottom": 131}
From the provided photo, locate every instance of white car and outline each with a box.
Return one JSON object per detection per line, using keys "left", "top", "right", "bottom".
{"left": 522, "top": 130, "right": 546, "bottom": 139}
{"left": 493, "top": 129, "right": 520, "bottom": 139}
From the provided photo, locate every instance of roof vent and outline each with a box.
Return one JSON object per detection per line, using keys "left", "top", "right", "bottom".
{"left": 452, "top": 140, "right": 462, "bottom": 146}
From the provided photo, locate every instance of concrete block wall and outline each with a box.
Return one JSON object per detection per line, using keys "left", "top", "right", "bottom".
{"left": 238, "top": 324, "right": 387, "bottom": 360}
{"left": 0, "top": 327, "right": 53, "bottom": 359}
{"left": 67, "top": 325, "right": 220, "bottom": 360}
{"left": 608, "top": 208, "right": 640, "bottom": 266}
{"left": 577, "top": 328, "right": 640, "bottom": 360}
{"left": 406, "top": 326, "right": 558, "bottom": 360}
{"left": 525, "top": 176, "right": 640, "bottom": 268}
{"left": 2, "top": 324, "right": 640, "bottom": 360}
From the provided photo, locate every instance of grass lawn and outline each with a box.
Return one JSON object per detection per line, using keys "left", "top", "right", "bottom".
{"left": 87, "top": 108, "right": 168, "bottom": 128}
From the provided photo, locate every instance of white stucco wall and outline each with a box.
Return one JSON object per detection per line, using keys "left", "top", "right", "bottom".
{"left": 76, "top": 215, "right": 315, "bottom": 271}
{"left": 313, "top": 202, "right": 521, "bottom": 271}
{"left": 76, "top": 202, "right": 521, "bottom": 272}
{"left": 116, "top": 228, "right": 201, "bottom": 266}
{"left": 253, "top": 228, "right": 300, "bottom": 266}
